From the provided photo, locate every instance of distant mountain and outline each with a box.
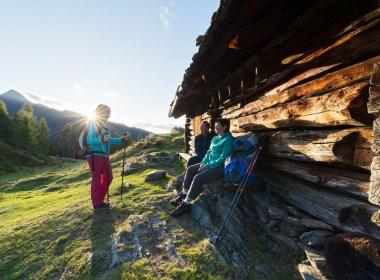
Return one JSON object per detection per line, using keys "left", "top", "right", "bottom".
{"left": 0, "top": 89, "right": 150, "bottom": 140}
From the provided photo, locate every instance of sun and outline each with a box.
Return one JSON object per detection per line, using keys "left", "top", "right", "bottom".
{"left": 87, "top": 111, "right": 97, "bottom": 121}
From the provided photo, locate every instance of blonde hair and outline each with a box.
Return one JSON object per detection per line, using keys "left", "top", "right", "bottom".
{"left": 95, "top": 104, "right": 111, "bottom": 120}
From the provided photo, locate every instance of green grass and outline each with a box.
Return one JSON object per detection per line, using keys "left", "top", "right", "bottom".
{"left": 0, "top": 132, "right": 300, "bottom": 279}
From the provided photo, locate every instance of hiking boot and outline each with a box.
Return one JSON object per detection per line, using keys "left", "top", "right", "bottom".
{"left": 170, "top": 193, "right": 186, "bottom": 207}
{"left": 171, "top": 201, "right": 191, "bottom": 217}
{"left": 94, "top": 203, "right": 109, "bottom": 210}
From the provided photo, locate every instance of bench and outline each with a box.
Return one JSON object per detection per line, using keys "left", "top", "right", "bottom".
{"left": 178, "top": 152, "right": 192, "bottom": 162}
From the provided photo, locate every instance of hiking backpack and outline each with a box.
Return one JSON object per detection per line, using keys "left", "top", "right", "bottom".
{"left": 224, "top": 135, "right": 258, "bottom": 183}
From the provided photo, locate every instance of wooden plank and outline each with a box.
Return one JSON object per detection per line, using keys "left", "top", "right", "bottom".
{"left": 258, "top": 169, "right": 380, "bottom": 237}
{"left": 224, "top": 55, "right": 380, "bottom": 119}
{"left": 368, "top": 62, "right": 380, "bottom": 114}
{"left": 178, "top": 152, "right": 191, "bottom": 162}
{"left": 237, "top": 81, "right": 371, "bottom": 130}
{"left": 257, "top": 127, "right": 373, "bottom": 170}
{"left": 260, "top": 157, "right": 369, "bottom": 199}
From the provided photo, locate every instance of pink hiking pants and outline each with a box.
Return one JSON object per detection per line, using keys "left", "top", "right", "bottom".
{"left": 87, "top": 156, "right": 113, "bottom": 208}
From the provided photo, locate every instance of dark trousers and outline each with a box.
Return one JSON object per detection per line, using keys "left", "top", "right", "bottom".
{"left": 182, "top": 163, "right": 223, "bottom": 200}
{"left": 187, "top": 155, "right": 202, "bottom": 166}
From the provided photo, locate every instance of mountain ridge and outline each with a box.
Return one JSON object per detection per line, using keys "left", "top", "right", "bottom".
{"left": 0, "top": 89, "right": 150, "bottom": 139}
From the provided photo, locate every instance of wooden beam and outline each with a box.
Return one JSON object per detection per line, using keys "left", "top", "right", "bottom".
{"left": 257, "top": 127, "right": 373, "bottom": 170}
{"left": 260, "top": 157, "right": 369, "bottom": 200}
{"left": 237, "top": 81, "right": 372, "bottom": 130}
{"left": 224, "top": 55, "right": 380, "bottom": 119}
{"left": 258, "top": 169, "right": 380, "bottom": 238}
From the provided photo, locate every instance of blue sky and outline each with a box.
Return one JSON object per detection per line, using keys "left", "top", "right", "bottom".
{"left": 0, "top": 0, "right": 219, "bottom": 133}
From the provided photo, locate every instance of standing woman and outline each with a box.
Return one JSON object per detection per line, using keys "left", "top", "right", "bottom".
{"left": 84, "top": 104, "right": 128, "bottom": 209}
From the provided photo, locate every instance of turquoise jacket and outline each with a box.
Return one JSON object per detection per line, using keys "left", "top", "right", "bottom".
{"left": 201, "top": 132, "right": 234, "bottom": 169}
{"left": 85, "top": 121, "right": 124, "bottom": 157}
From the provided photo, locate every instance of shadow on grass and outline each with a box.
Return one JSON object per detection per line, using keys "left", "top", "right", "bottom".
{"left": 90, "top": 210, "right": 116, "bottom": 278}
{"left": 1, "top": 175, "right": 59, "bottom": 193}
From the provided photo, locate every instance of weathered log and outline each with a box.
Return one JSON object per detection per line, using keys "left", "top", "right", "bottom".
{"left": 279, "top": 205, "right": 310, "bottom": 219}
{"left": 260, "top": 157, "right": 369, "bottom": 199}
{"left": 268, "top": 207, "right": 288, "bottom": 220}
{"left": 259, "top": 169, "right": 380, "bottom": 237}
{"left": 369, "top": 156, "right": 380, "bottom": 205}
{"left": 300, "top": 219, "right": 335, "bottom": 232}
{"left": 280, "top": 217, "right": 308, "bottom": 238}
{"left": 258, "top": 127, "right": 373, "bottom": 170}
{"left": 223, "top": 55, "right": 380, "bottom": 120}
{"left": 237, "top": 81, "right": 371, "bottom": 131}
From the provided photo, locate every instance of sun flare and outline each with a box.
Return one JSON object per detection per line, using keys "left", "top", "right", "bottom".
{"left": 87, "top": 111, "right": 97, "bottom": 121}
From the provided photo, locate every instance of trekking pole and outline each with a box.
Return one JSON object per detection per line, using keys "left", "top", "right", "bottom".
{"left": 120, "top": 133, "right": 128, "bottom": 201}
{"left": 213, "top": 146, "right": 262, "bottom": 247}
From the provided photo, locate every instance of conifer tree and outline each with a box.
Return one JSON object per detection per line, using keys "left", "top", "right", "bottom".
{"left": 13, "top": 103, "right": 36, "bottom": 153}
{"left": 0, "top": 100, "right": 12, "bottom": 144}
{"left": 36, "top": 117, "right": 50, "bottom": 156}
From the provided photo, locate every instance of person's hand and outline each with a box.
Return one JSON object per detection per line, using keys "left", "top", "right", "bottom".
{"left": 103, "top": 134, "right": 110, "bottom": 142}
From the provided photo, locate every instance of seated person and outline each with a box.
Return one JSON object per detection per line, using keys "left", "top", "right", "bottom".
{"left": 188, "top": 120, "right": 215, "bottom": 166}
{"left": 171, "top": 119, "right": 234, "bottom": 217}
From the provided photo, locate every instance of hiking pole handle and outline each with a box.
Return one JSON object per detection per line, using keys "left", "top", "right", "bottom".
{"left": 120, "top": 134, "right": 127, "bottom": 201}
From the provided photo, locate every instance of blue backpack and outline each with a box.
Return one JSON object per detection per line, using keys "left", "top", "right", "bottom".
{"left": 224, "top": 135, "right": 258, "bottom": 183}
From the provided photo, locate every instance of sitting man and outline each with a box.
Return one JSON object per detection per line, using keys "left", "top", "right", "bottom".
{"left": 171, "top": 119, "right": 234, "bottom": 217}
{"left": 188, "top": 120, "right": 214, "bottom": 166}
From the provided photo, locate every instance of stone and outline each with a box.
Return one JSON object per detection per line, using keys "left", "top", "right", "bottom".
{"left": 191, "top": 193, "right": 214, "bottom": 233}
{"left": 299, "top": 230, "right": 334, "bottom": 248}
{"left": 298, "top": 243, "right": 331, "bottom": 278}
{"left": 145, "top": 170, "right": 167, "bottom": 182}
{"left": 92, "top": 250, "right": 112, "bottom": 272}
{"left": 121, "top": 168, "right": 138, "bottom": 176}
{"left": 298, "top": 264, "right": 327, "bottom": 280}
{"left": 268, "top": 206, "right": 288, "bottom": 220}
{"left": 170, "top": 172, "right": 185, "bottom": 189}
{"left": 254, "top": 263, "right": 269, "bottom": 277}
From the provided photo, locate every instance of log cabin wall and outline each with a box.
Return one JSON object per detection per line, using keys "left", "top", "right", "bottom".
{"left": 176, "top": 0, "right": 380, "bottom": 203}
{"left": 175, "top": 1, "right": 380, "bottom": 277}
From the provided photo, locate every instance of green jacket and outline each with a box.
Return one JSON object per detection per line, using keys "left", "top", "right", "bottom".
{"left": 201, "top": 132, "right": 234, "bottom": 168}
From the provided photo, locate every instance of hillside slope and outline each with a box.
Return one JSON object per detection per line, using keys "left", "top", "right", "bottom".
{"left": 0, "top": 132, "right": 300, "bottom": 279}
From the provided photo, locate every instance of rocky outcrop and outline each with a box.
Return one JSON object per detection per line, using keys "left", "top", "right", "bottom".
{"left": 145, "top": 170, "right": 167, "bottom": 182}
{"left": 186, "top": 178, "right": 348, "bottom": 279}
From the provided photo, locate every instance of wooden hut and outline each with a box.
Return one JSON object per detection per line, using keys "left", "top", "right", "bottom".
{"left": 169, "top": 0, "right": 380, "bottom": 278}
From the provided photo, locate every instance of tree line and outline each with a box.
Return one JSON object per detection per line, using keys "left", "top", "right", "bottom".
{"left": 0, "top": 100, "right": 132, "bottom": 160}
{"left": 0, "top": 101, "right": 50, "bottom": 157}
